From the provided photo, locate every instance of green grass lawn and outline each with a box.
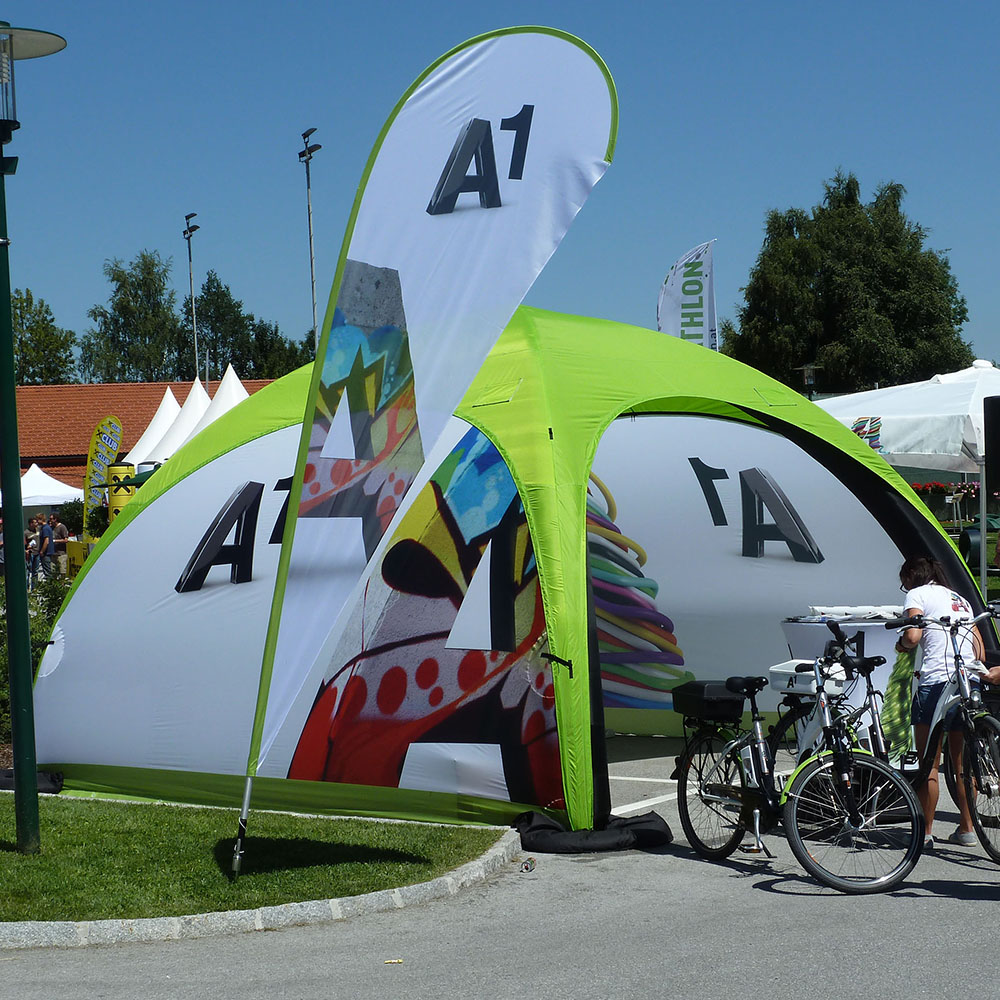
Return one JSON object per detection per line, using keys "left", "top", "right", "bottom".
{"left": 0, "top": 793, "right": 502, "bottom": 923}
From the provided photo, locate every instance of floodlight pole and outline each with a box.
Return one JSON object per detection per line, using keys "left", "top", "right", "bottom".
{"left": 299, "top": 129, "right": 322, "bottom": 352}
{"left": 0, "top": 20, "right": 66, "bottom": 855}
{"left": 183, "top": 213, "right": 201, "bottom": 387}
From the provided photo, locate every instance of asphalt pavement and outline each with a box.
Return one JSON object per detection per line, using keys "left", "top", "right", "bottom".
{"left": 2, "top": 734, "right": 999, "bottom": 1000}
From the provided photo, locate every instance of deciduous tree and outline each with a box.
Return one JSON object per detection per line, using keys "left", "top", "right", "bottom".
{"left": 184, "top": 271, "right": 311, "bottom": 381}
{"left": 79, "top": 251, "right": 189, "bottom": 382}
{"left": 722, "top": 171, "right": 972, "bottom": 393}
{"left": 12, "top": 288, "right": 76, "bottom": 384}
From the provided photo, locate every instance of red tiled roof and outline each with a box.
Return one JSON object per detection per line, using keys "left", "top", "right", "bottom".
{"left": 13, "top": 379, "right": 273, "bottom": 489}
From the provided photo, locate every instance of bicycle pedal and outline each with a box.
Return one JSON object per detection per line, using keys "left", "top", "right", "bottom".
{"left": 738, "top": 842, "right": 775, "bottom": 858}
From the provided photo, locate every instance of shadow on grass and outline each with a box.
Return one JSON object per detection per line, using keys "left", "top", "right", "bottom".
{"left": 213, "top": 836, "right": 429, "bottom": 878}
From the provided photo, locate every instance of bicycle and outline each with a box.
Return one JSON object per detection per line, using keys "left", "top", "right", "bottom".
{"left": 673, "top": 641, "right": 925, "bottom": 894}
{"left": 766, "top": 620, "right": 901, "bottom": 770}
{"left": 770, "top": 613, "right": 1000, "bottom": 862}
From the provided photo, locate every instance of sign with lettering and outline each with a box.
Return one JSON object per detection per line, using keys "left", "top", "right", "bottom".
{"left": 83, "top": 415, "right": 122, "bottom": 531}
{"left": 657, "top": 240, "right": 718, "bottom": 350}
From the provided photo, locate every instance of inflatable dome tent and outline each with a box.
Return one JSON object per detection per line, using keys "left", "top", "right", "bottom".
{"left": 32, "top": 306, "right": 983, "bottom": 832}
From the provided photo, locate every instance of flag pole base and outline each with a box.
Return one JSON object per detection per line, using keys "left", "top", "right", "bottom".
{"left": 231, "top": 776, "right": 253, "bottom": 877}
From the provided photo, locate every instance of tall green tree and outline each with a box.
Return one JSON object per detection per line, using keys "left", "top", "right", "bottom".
{"left": 12, "top": 288, "right": 76, "bottom": 384}
{"left": 722, "top": 171, "right": 972, "bottom": 393}
{"left": 79, "top": 251, "right": 190, "bottom": 382}
{"left": 184, "top": 270, "right": 312, "bottom": 381}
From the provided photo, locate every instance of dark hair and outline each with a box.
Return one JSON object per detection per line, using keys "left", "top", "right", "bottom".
{"left": 899, "top": 555, "right": 950, "bottom": 591}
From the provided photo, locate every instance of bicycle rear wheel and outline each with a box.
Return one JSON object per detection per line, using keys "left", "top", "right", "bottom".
{"left": 767, "top": 700, "right": 811, "bottom": 774}
{"left": 964, "top": 714, "right": 1000, "bottom": 862}
{"left": 783, "top": 753, "right": 924, "bottom": 894}
{"left": 677, "top": 729, "right": 746, "bottom": 859}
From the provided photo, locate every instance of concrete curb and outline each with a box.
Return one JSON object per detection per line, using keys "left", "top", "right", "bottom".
{"left": 0, "top": 828, "right": 523, "bottom": 950}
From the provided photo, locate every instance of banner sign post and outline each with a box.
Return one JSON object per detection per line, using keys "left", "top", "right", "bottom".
{"left": 82, "top": 415, "right": 122, "bottom": 532}
{"left": 657, "top": 240, "right": 717, "bottom": 350}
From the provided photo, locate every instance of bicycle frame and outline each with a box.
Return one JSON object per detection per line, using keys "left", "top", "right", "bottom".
{"left": 682, "top": 695, "right": 783, "bottom": 852}
{"left": 778, "top": 657, "right": 867, "bottom": 829}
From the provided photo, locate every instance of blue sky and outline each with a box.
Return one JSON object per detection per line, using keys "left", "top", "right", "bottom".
{"left": 2, "top": 0, "right": 997, "bottom": 370}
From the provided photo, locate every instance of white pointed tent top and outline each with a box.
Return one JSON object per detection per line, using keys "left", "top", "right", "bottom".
{"left": 2, "top": 464, "right": 84, "bottom": 507}
{"left": 122, "top": 386, "right": 182, "bottom": 470}
{"left": 144, "top": 380, "right": 212, "bottom": 464}
{"left": 178, "top": 365, "right": 249, "bottom": 449}
{"left": 818, "top": 359, "right": 1000, "bottom": 473}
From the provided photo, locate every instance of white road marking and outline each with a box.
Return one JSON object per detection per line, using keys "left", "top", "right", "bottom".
{"left": 608, "top": 775, "right": 674, "bottom": 784}
{"left": 614, "top": 790, "right": 679, "bottom": 815}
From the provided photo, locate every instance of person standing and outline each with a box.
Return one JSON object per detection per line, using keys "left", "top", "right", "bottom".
{"left": 38, "top": 513, "right": 54, "bottom": 579}
{"left": 895, "top": 555, "right": 996, "bottom": 847}
{"left": 49, "top": 512, "right": 68, "bottom": 576}
{"left": 24, "top": 516, "right": 39, "bottom": 591}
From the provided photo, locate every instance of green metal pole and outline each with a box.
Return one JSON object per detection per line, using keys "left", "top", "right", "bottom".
{"left": 0, "top": 153, "right": 40, "bottom": 854}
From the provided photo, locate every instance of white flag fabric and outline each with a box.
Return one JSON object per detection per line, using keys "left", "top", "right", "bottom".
{"left": 657, "top": 240, "right": 717, "bottom": 350}
{"left": 247, "top": 27, "right": 618, "bottom": 774}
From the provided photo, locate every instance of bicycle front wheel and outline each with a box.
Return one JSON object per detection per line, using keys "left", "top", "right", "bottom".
{"left": 677, "top": 729, "right": 746, "bottom": 859}
{"left": 964, "top": 714, "right": 1000, "bottom": 862}
{"left": 783, "top": 754, "right": 924, "bottom": 894}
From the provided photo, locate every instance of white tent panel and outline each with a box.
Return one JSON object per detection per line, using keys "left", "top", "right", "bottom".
{"left": 123, "top": 387, "right": 181, "bottom": 469}
{"left": 180, "top": 365, "right": 249, "bottom": 449}
{"left": 33, "top": 427, "right": 299, "bottom": 773}
{"left": 818, "top": 359, "right": 1000, "bottom": 473}
{"left": 6, "top": 464, "right": 84, "bottom": 506}
{"left": 145, "top": 380, "right": 211, "bottom": 464}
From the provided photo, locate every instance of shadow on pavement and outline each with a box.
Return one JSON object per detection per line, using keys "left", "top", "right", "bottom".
{"left": 605, "top": 735, "right": 683, "bottom": 764}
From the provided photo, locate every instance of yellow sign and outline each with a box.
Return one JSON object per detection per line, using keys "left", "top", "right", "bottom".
{"left": 108, "top": 462, "right": 136, "bottom": 521}
{"left": 66, "top": 539, "right": 88, "bottom": 579}
{"left": 82, "top": 414, "right": 123, "bottom": 533}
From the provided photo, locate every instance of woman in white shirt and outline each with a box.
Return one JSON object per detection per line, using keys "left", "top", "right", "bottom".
{"left": 895, "top": 555, "right": 994, "bottom": 847}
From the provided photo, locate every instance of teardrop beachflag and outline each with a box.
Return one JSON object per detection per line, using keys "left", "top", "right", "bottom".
{"left": 657, "top": 240, "right": 718, "bottom": 350}
{"left": 241, "top": 26, "right": 618, "bottom": 828}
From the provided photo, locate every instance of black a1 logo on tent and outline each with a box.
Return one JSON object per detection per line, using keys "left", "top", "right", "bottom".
{"left": 426, "top": 105, "right": 534, "bottom": 215}
{"left": 688, "top": 458, "right": 824, "bottom": 563}
{"left": 175, "top": 478, "right": 292, "bottom": 593}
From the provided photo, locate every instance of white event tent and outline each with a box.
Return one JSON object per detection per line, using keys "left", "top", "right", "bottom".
{"left": 143, "top": 379, "right": 211, "bottom": 465}
{"left": 178, "top": 365, "right": 248, "bottom": 449}
{"left": 0, "top": 464, "right": 84, "bottom": 507}
{"left": 123, "top": 387, "right": 181, "bottom": 470}
{"left": 818, "top": 359, "right": 1000, "bottom": 590}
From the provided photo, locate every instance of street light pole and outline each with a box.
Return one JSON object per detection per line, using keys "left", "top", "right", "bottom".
{"left": 183, "top": 213, "right": 201, "bottom": 387}
{"left": 0, "top": 21, "right": 66, "bottom": 855}
{"left": 299, "top": 128, "right": 321, "bottom": 352}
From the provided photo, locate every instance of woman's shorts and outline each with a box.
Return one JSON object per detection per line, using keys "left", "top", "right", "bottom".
{"left": 911, "top": 681, "right": 972, "bottom": 731}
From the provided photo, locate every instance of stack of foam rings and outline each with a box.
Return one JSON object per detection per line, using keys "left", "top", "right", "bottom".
{"left": 587, "top": 472, "right": 693, "bottom": 710}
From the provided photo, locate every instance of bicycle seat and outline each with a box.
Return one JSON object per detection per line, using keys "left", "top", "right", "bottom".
{"left": 841, "top": 654, "right": 886, "bottom": 677}
{"left": 725, "top": 675, "right": 768, "bottom": 696}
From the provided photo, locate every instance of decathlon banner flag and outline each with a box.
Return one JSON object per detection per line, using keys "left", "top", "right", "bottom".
{"left": 248, "top": 28, "right": 618, "bottom": 775}
{"left": 82, "top": 414, "right": 122, "bottom": 523}
{"left": 657, "top": 240, "right": 717, "bottom": 350}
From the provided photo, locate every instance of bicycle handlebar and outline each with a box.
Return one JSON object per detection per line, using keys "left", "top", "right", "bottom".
{"left": 885, "top": 606, "right": 1000, "bottom": 632}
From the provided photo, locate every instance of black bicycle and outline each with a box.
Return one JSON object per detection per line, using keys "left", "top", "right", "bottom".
{"left": 673, "top": 640, "right": 925, "bottom": 894}
{"left": 768, "top": 614, "right": 1000, "bottom": 862}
